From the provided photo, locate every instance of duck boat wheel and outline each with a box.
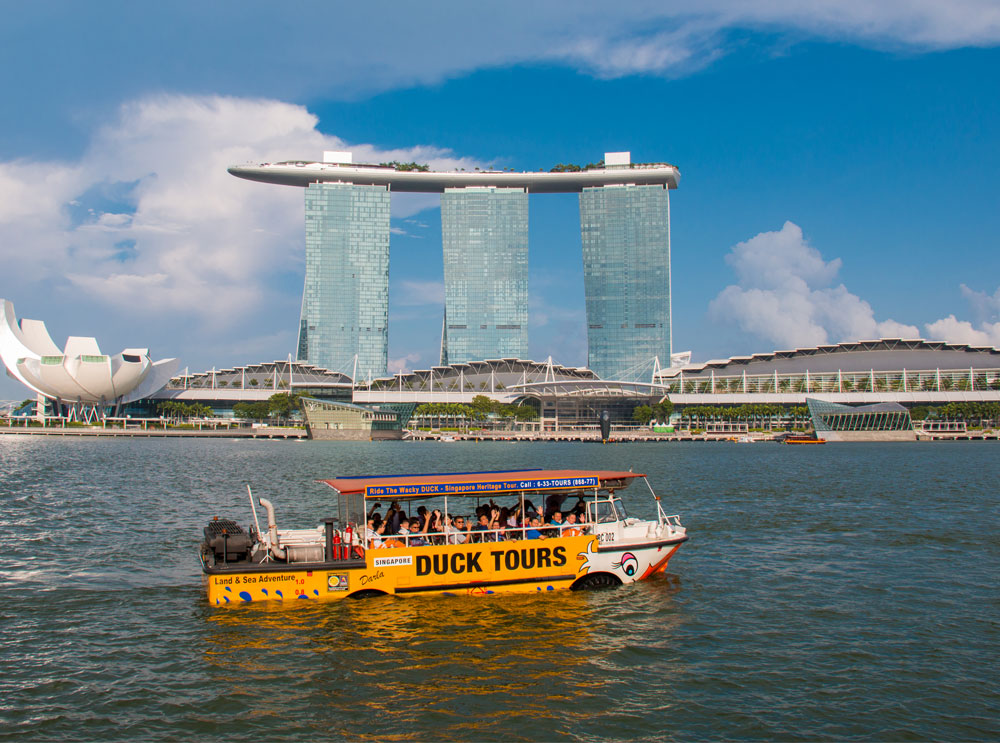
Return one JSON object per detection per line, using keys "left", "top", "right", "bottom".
{"left": 200, "top": 469, "right": 688, "bottom": 604}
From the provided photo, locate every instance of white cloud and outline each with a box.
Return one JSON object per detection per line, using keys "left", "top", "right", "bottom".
{"left": 709, "top": 221, "right": 919, "bottom": 348}
{"left": 6, "top": 3, "right": 998, "bottom": 148}
{"left": 924, "top": 315, "right": 1000, "bottom": 346}
{"left": 959, "top": 284, "right": 1000, "bottom": 325}
{"left": 396, "top": 280, "right": 445, "bottom": 307}
{"left": 710, "top": 222, "right": 1000, "bottom": 350}
{"left": 387, "top": 353, "right": 424, "bottom": 374}
{"left": 554, "top": 1, "right": 1000, "bottom": 77}
{"left": 0, "top": 94, "right": 478, "bottom": 335}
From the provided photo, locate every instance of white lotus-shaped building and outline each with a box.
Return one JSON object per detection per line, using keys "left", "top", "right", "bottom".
{"left": 1, "top": 299, "right": 178, "bottom": 416}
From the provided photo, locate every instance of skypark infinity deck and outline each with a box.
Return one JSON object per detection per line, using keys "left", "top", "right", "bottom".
{"left": 201, "top": 468, "right": 688, "bottom": 603}
{"left": 227, "top": 161, "right": 680, "bottom": 192}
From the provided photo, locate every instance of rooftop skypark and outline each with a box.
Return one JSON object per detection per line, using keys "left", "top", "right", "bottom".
{"left": 228, "top": 150, "right": 680, "bottom": 193}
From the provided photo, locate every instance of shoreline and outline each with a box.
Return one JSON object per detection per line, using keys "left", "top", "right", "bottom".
{"left": 0, "top": 425, "right": 306, "bottom": 439}
{"left": 1, "top": 426, "right": 997, "bottom": 442}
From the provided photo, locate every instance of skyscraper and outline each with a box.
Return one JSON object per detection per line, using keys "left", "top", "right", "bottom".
{"left": 440, "top": 187, "right": 528, "bottom": 364}
{"left": 231, "top": 151, "right": 679, "bottom": 380}
{"left": 298, "top": 183, "right": 390, "bottom": 379}
{"left": 580, "top": 184, "right": 671, "bottom": 381}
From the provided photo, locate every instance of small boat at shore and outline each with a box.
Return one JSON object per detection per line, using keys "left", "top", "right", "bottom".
{"left": 200, "top": 468, "right": 688, "bottom": 604}
{"left": 781, "top": 434, "right": 826, "bottom": 445}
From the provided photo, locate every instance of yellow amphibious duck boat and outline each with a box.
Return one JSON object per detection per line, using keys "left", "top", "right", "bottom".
{"left": 200, "top": 468, "right": 688, "bottom": 605}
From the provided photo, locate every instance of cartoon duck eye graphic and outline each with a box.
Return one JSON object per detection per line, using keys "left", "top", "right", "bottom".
{"left": 612, "top": 552, "right": 639, "bottom": 576}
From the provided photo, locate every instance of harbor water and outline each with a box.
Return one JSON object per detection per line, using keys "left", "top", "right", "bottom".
{"left": 0, "top": 437, "right": 997, "bottom": 740}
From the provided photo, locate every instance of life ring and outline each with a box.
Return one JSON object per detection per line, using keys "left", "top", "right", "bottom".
{"left": 562, "top": 528, "right": 582, "bottom": 537}
{"left": 382, "top": 539, "right": 403, "bottom": 548}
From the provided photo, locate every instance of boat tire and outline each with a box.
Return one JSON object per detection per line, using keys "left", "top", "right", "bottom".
{"left": 348, "top": 589, "right": 389, "bottom": 600}
{"left": 570, "top": 572, "right": 623, "bottom": 591}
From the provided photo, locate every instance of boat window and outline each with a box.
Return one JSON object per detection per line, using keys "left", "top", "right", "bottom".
{"left": 613, "top": 499, "right": 629, "bottom": 520}
{"left": 592, "top": 500, "right": 619, "bottom": 524}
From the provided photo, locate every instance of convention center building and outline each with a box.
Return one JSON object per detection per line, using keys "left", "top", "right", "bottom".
{"left": 129, "top": 339, "right": 1000, "bottom": 434}
{"left": 652, "top": 338, "right": 1000, "bottom": 405}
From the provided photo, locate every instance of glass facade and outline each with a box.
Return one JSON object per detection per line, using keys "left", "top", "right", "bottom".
{"left": 441, "top": 187, "right": 528, "bottom": 364}
{"left": 580, "top": 185, "right": 671, "bottom": 381}
{"left": 298, "top": 183, "right": 390, "bottom": 379}
{"left": 807, "top": 399, "right": 913, "bottom": 432}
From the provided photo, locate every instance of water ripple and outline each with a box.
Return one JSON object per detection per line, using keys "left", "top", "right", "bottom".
{"left": 0, "top": 437, "right": 998, "bottom": 740}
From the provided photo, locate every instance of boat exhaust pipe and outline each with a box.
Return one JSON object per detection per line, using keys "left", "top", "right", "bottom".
{"left": 258, "top": 497, "right": 287, "bottom": 560}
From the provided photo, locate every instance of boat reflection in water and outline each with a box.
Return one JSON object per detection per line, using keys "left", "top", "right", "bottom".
{"left": 202, "top": 577, "right": 686, "bottom": 739}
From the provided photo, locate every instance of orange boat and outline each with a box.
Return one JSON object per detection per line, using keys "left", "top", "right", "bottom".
{"left": 200, "top": 468, "right": 688, "bottom": 604}
{"left": 782, "top": 434, "right": 826, "bottom": 445}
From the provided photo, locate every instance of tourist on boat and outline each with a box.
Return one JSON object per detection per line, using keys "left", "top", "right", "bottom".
{"left": 444, "top": 515, "right": 469, "bottom": 545}
{"left": 472, "top": 509, "right": 499, "bottom": 542}
{"left": 379, "top": 521, "right": 405, "bottom": 548}
{"left": 544, "top": 494, "right": 565, "bottom": 520}
{"left": 368, "top": 502, "right": 382, "bottom": 520}
{"left": 408, "top": 517, "right": 433, "bottom": 547}
{"left": 524, "top": 516, "right": 546, "bottom": 540}
{"left": 383, "top": 506, "right": 398, "bottom": 534}
{"left": 562, "top": 512, "right": 584, "bottom": 536}
{"left": 426, "top": 509, "right": 445, "bottom": 545}
{"left": 396, "top": 520, "right": 411, "bottom": 542}
{"left": 384, "top": 503, "right": 407, "bottom": 534}
{"left": 369, "top": 521, "right": 386, "bottom": 548}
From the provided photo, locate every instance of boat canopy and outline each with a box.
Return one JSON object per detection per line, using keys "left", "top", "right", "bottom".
{"left": 319, "top": 468, "right": 644, "bottom": 500}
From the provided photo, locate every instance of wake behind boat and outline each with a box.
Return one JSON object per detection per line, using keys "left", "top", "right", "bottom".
{"left": 200, "top": 468, "right": 688, "bottom": 604}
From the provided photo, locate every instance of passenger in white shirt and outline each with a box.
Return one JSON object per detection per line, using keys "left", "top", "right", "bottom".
{"left": 445, "top": 515, "right": 469, "bottom": 545}
{"left": 367, "top": 520, "right": 386, "bottom": 548}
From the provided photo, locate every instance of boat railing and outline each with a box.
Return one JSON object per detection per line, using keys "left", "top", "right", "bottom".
{"left": 366, "top": 522, "right": 594, "bottom": 549}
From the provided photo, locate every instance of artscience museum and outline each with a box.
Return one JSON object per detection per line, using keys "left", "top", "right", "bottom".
{"left": 0, "top": 299, "right": 178, "bottom": 421}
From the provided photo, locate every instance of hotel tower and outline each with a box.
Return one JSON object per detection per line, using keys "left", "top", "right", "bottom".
{"left": 230, "top": 151, "right": 679, "bottom": 381}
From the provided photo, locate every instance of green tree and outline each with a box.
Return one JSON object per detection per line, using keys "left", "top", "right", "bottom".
{"left": 633, "top": 405, "right": 654, "bottom": 425}
{"left": 654, "top": 399, "right": 673, "bottom": 421}
{"left": 233, "top": 401, "right": 271, "bottom": 421}
{"left": 268, "top": 392, "right": 302, "bottom": 422}
{"left": 470, "top": 394, "right": 494, "bottom": 421}
{"left": 513, "top": 405, "right": 538, "bottom": 421}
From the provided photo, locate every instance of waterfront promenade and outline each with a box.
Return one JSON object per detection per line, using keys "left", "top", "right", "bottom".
{"left": 2, "top": 424, "right": 996, "bottom": 442}
{"left": 0, "top": 424, "right": 306, "bottom": 439}
{"left": 407, "top": 429, "right": 1000, "bottom": 443}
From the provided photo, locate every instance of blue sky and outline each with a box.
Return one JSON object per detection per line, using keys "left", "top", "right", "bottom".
{"left": 2, "top": 2, "right": 999, "bottom": 398}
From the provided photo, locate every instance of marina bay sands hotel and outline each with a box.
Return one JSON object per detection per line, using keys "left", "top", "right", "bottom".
{"left": 228, "top": 151, "right": 679, "bottom": 381}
